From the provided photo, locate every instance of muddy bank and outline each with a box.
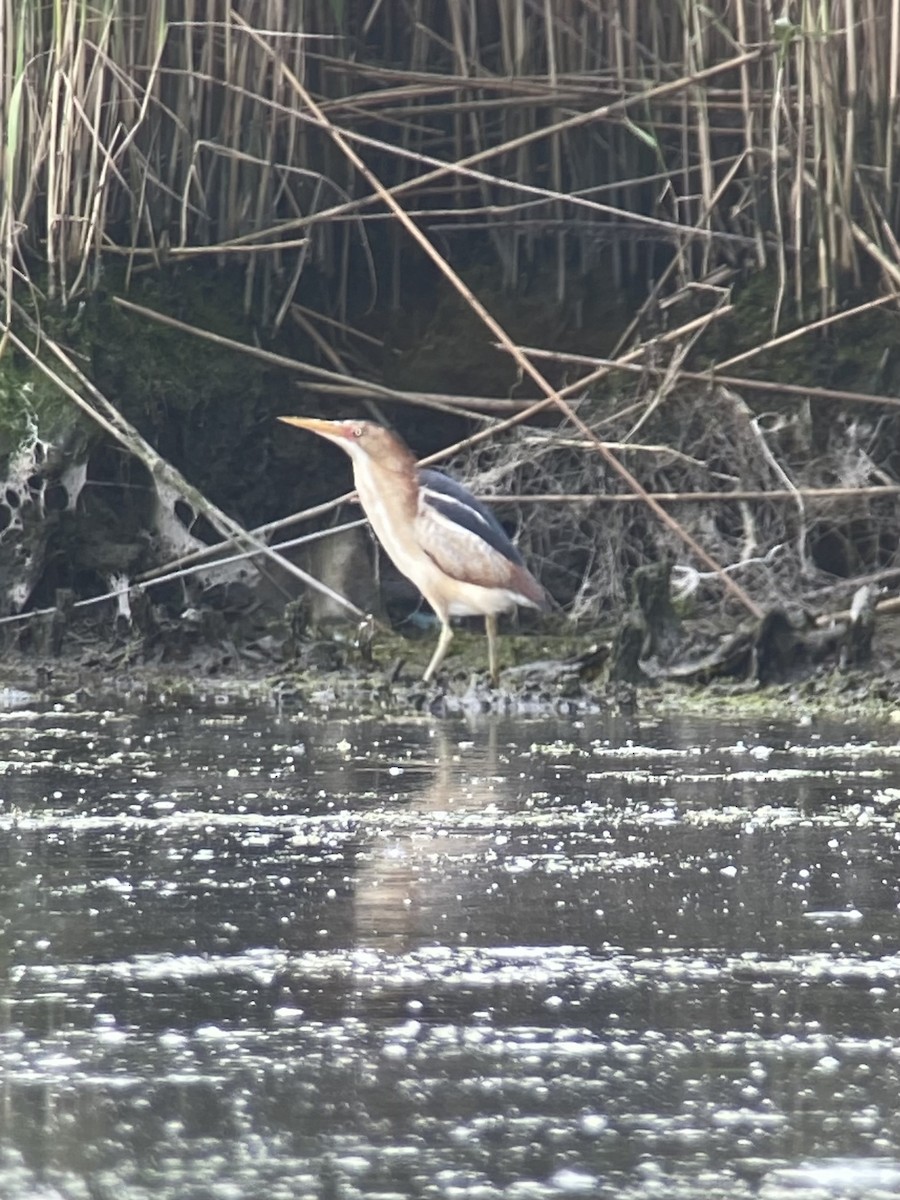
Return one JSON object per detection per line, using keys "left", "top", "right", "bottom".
{"left": 4, "top": 267, "right": 900, "bottom": 617}
{"left": 2, "top": 599, "right": 900, "bottom": 725}
{"left": 4, "top": 267, "right": 900, "bottom": 725}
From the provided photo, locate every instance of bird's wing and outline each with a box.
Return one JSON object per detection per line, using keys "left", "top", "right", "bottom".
{"left": 418, "top": 470, "right": 523, "bottom": 562}
{"left": 414, "top": 471, "right": 543, "bottom": 601}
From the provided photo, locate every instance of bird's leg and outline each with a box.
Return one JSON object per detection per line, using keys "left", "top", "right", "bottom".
{"left": 486, "top": 614, "right": 499, "bottom": 687}
{"left": 422, "top": 620, "right": 454, "bottom": 683}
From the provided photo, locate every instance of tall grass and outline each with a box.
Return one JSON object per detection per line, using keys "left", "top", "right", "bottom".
{"left": 2, "top": 1, "right": 900, "bottom": 327}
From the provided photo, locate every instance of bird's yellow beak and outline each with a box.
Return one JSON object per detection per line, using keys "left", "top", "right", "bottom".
{"left": 278, "top": 416, "right": 351, "bottom": 440}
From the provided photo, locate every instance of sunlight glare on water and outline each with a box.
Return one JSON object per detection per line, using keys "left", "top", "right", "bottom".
{"left": 1, "top": 696, "right": 900, "bottom": 1198}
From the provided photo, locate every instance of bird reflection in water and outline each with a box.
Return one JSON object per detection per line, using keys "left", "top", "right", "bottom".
{"left": 351, "top": 723, "right": 511, "bottom": 952}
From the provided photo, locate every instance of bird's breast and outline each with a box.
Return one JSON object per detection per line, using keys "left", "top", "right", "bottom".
{"left": 352, "top": 457, "right": 423, "bottom": 572}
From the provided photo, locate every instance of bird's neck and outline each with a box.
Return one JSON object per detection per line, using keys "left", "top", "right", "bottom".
{"left": 352, "top": 450, "right": 419, "bottom": 523}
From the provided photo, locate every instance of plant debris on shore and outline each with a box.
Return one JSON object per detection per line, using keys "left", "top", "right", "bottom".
{"left": 4, "top": 4, "right": 900, "bottom": 714}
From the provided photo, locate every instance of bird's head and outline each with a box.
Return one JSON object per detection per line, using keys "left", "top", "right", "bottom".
{"left": 278, "top": 416, "right": 412, "bottom": 469}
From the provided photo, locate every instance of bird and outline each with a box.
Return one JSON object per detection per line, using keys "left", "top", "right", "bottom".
{"left": 278, "top": 417, "right": 547, "bottom": 685}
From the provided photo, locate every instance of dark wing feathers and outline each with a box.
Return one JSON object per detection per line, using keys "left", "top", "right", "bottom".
{"left": 418, "top": 468, "right": 524, "bottom": 566}
{"left": 415, "top": 468, "right": 546, "bottom": 608}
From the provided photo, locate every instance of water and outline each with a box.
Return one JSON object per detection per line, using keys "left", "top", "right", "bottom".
{"left": 2, "top": 695, "right": 900, "bottom": 1198}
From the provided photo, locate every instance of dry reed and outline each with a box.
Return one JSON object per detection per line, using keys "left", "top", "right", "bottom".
{"left": 2, "top": 2, "right": 900, "bottom": 323}
{"left": 5, "top": 1, "right": 900, "bottom": 632}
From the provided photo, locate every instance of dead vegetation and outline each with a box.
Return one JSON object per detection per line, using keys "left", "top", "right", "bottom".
{"left": 5, "top": 2, "right": 900, "bottom": 317}
{"left": 451, "top": 381, "right": 899, "bottom": 621}
{"left": 2, "top": 2, "right": 900, "bottom": 676}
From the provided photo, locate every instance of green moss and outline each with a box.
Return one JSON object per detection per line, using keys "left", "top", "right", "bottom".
{"left": 384, "top": 261, "right": 630, "bottom": 399}
{"left": 87, "top": 271, "right": 264, "bottom": 424}
{"left": 653, "top": 678, "right": 900, "bottom": 725}
{"left": 0, "top": 347, "right": 91, "bottom": 469}
{"left": 702, "top": 266, "right": 900, "bottom": 395}
{"left": 75, "top": 269, "right": 296, "bottom": 522}
{"left": 361, "top": 626, "right": 581, "bottom": 676}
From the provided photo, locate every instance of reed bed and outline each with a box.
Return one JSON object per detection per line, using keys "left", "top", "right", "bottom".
{"left": 4, "top": 0, "right": 900, "bottom": 635}
{"left": 3, "top": 1, "right": 900, "bottom": 326}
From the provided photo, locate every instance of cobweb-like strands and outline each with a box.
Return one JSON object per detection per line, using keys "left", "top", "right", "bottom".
{"left": 450, "top": 384, "right": 899, "bottom": 622}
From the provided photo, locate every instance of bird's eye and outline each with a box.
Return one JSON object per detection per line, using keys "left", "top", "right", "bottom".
{"left": 352, "top": 426, "right": 363, "bottom": 438}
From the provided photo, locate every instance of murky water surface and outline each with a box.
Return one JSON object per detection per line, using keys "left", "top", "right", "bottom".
{"left": 2, "top": 695, "right": 900, "bottom": 1199}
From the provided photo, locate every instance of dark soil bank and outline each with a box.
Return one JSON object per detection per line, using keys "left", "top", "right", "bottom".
{"left": 4, "top": 268, "right": 900, "bottom": 724}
